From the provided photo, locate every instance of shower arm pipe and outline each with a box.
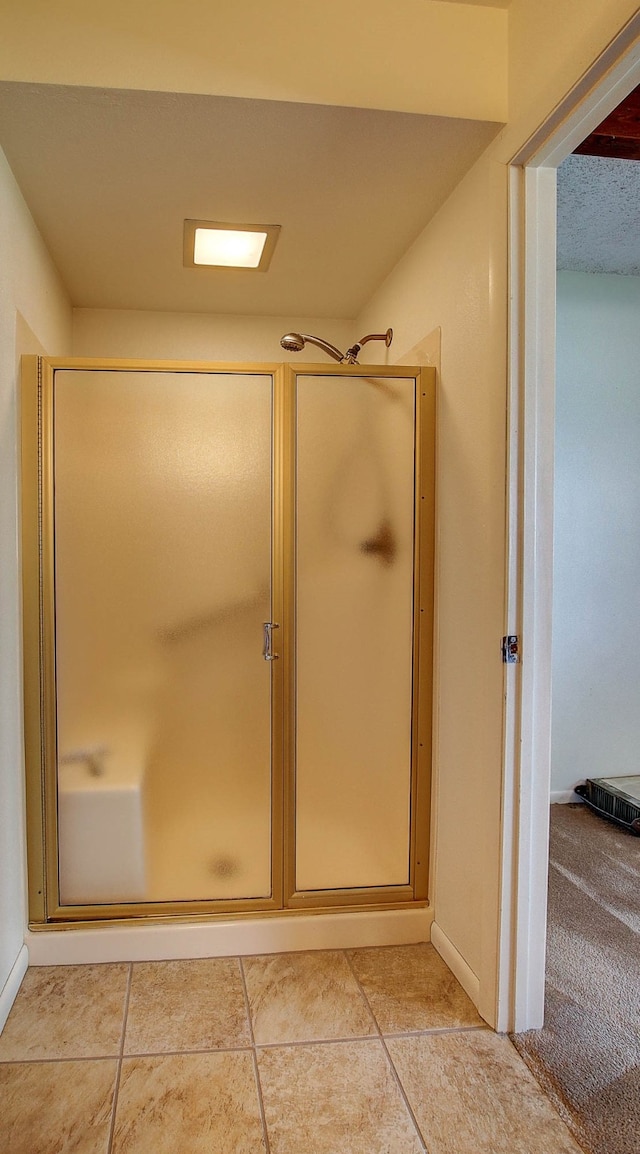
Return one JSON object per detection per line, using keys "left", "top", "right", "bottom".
{"left": 342, "top": 328, "right": 393, "bottom": 364}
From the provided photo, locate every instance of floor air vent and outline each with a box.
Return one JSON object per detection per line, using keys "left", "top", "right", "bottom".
{"left": 575, "top": 775, "right": 640, "bottom": 835}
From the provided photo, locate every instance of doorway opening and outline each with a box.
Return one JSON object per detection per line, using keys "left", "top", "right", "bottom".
{"left": 503, "top": 13, "right": 640, "bottom": 1037}
{"left": 510, "top": 81, "right": 640, "bottom": 1152}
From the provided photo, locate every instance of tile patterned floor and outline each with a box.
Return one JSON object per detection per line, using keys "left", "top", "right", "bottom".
{"left": 0, "top": 944, "right": 584, "bottom": 1154}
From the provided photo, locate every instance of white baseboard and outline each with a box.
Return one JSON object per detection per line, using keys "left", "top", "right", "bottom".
{"left": 550, "top": 790, "right": 584, "bottom": 804}
{"left": 430, "top": 920, "right": 480, "bottom": 1009}
{"left": 26, "top": 906, "right": 434, "bottom": 966}
{"left": 0, "top": 945, "right": 29, "bottom": 1033}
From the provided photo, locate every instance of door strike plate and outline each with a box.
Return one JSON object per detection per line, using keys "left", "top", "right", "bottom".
{"left": 501, "top": 635, "right": 519, "bottom": 663}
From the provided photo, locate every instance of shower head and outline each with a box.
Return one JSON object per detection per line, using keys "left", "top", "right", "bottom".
{"left": 280, "top": 332, "right": 306, "bottom": 353}
{"left": 280, "top": 327, "right": 393, "bottom": 364}
{"left": 280, "top": 332, "right": 344, "bottom": 362}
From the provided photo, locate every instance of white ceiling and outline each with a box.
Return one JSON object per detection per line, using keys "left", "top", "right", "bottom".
{"left": 0, "top": 81, "right": 500, "bottom": 318}
{"left": 557, "top": 154, "right": 640, "bottom": 277}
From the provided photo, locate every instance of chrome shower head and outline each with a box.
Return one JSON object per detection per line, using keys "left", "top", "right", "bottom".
{"left": 280, "top": 332, "right": 345, "bottom": 362}
{"left": 280, "top": 332, "right": 306, "bottom": 353}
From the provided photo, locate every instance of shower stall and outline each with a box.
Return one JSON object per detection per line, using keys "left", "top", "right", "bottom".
{"left": 21, "top": 356, "right": 435, "bottom": 927}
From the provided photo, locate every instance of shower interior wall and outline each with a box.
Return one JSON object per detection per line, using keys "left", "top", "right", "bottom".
{"left": 71, "top": 309, "right": 356, "bottom": 366}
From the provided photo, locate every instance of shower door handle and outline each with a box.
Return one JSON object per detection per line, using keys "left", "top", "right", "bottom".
{"left": 263, "top": 622, "right": 280, "bottom": 660}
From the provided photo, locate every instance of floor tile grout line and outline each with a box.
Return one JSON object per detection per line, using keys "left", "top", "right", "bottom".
{"left": 378, "top": 1031, "right": 431, "bottom": 1154}
{"left": 238, "top": 957, "right": 272, "bottom": 1154}
{"left": 239, "top": 946, "right": 351, "bottom": 961}
{"left": 106, "top": 962, "right": 132, "bottom": 1154}
{"left": 0, "top": 1054, "right": 123, "bottom": 1066}
{"left": 252, "top": 1029, "right": 488, "bottom": 1057}
{"left": 383, "top": 1024, "right": 489, "bottom": 1040}
{"left": 250, "top": 1048, "right": 272, "bottom": 1154}
{"left": 113, "top": 1043, "right": 255, "bottom": 1059}
{"left": 343, "top": 950, "right": 430, "bottom": 1154}
{"left": 0, "top": 1024, "right": 490, "bottom": 1068}
{"left": 255, "top": 1033, "right": 379, "bottom": 1051}
{"left": 0, "top": 1026, "right": 491, "bottom": 1067}
{"left": 342, "top": 949, "right": 382, "bottom": 1035}
{"left": 237, "top": 957, "right": 257, "bottom": 1049}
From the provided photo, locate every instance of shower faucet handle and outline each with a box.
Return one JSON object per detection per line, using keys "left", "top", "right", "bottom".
{"left": 263, "top": 622, "right": 280, "bottom": 661}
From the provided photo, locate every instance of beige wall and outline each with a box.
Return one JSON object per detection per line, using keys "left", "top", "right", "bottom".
{"left": 356, "top": 153, "right": 507, "bottom": 1010}
{"left": 0, "top": 145, "right": 71, "bottom": 1008}
{"left": 0, "top": 0, "right": 507, "bottom": 122}
{"left": 552, "top": 272, "right": 640, "bottom": 796}
{"left": 356, "top": 0, "right": 640, "bottom": 1023}
{"left": 72, "top": 309, "right": 355, "bottom": 363}
{"left": 508, "top": 0, "right": 640, "bottom": 137}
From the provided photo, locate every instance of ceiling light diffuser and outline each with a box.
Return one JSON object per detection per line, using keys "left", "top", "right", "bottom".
{"left": 183, "top": 219, "right": 280, "bottom": 271}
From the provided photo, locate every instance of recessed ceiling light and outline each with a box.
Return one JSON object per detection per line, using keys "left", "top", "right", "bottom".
{"left": 183, "top": 219, "right": 280, "bottom": 271}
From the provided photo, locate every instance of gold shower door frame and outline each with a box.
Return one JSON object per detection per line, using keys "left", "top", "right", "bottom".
{"left": 21, "top": 357, "right": 435, "bottom": 926}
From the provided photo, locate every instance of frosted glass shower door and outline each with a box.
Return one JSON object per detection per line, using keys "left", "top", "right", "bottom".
{"left": 295, "top": 373, "right": 417, "bottom": 892}
{"left": 53, "top": 369, "right": 275, "bottom": 907}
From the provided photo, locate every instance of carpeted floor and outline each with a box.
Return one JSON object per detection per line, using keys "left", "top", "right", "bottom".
{"left": 511, "top": 803, "right": 640, "bottom": 1154}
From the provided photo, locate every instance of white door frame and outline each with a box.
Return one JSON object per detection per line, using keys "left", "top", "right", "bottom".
{"left": 500, "top": 16, "right": 640, "bottom": 1034}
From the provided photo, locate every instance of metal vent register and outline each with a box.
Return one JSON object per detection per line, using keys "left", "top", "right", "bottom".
{"left": 575, "top": 775, "right": 640, "bottom": 835}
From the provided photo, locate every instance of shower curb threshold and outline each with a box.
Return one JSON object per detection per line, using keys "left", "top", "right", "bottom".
{"left": 25, "top": 906, "right": 434, "bottom": 967}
